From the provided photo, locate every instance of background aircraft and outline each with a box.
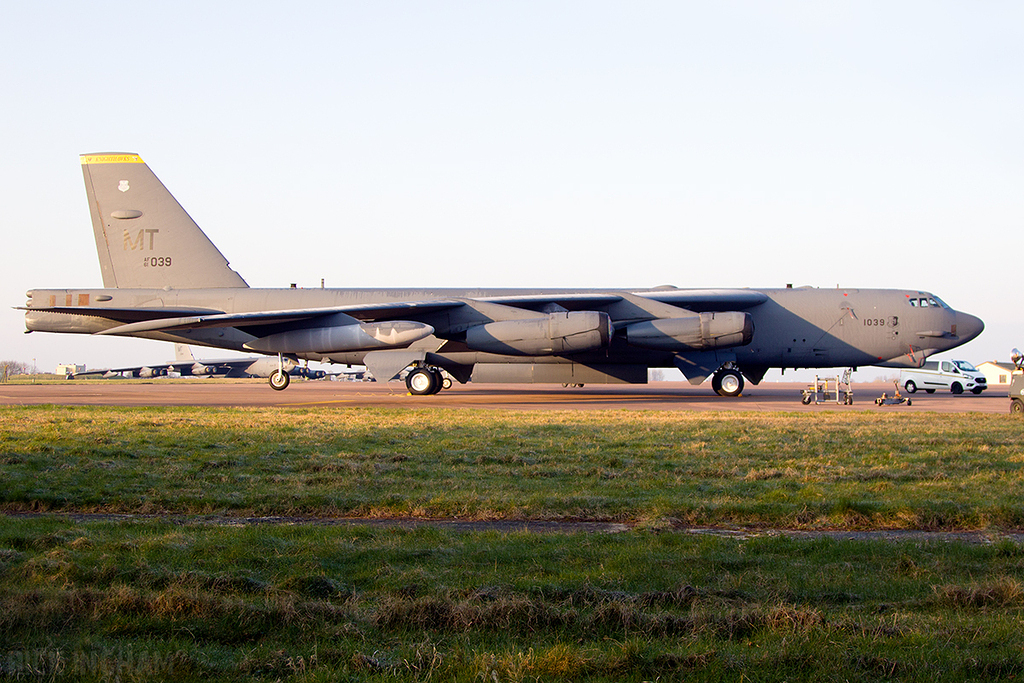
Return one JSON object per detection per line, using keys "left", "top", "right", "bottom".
{"left": 67, "top": 344, "right": 324, "bottom": 383}
{"left": 23, "top": 154, "right": 984, "bottom": 396}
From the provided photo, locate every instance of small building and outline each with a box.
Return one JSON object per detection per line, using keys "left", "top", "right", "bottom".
{"left": 56, "top": 363, "right": 85, "bottom": 376}
{"left": 977, "top": 361, "right": 1016, "bottom": 386}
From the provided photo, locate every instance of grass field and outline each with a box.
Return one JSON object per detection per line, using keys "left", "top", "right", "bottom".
{"left": 3, "top": 406, "right": 1024, "bottom": 528}
{"left": 2, "top": 405, "right": 1024, "bottom": 681}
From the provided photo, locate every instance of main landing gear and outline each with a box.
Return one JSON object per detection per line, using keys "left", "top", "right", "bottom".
{"left": 405, "top": 366, "right": 452, "bottom": 395}
{"left": 711, "top": 367, "right": 744, "bottom": 397}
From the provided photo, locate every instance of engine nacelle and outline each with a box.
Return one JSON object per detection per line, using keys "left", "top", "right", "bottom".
{"left": 465, "top": 311, "right": 612, "bottom": 356}
{"left": 190, "top": 363, "right": 214, "bottom": 376}
{"left": 244, "top": 321, "right": 434, "bottom": 354}
{"left": 624, "top": 312, "right": 753, "bottom": 351}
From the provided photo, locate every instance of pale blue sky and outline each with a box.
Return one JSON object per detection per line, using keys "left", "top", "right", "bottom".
{"left": 2, "top": 2, "right": 1021, "bottom": 377}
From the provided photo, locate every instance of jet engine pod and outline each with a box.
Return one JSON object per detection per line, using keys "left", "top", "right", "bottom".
{"left": 465, "top": 311, "right": 612, "bottom": 356}
{"left": 245, "top": 321, "right": 434, "bottom": 354}
{"left": 624, "top": 312, "right": 753, "bottom": 351}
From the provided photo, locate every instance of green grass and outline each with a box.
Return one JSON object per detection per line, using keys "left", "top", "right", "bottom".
{"left": 2, "top": 516, "right": 1024, "bottom": 681}
{"left": 3, "top": 405, "right": 1024, "bottom": 681}
{"left": 2, "top": 406, "right": 1024, "bottom": 529}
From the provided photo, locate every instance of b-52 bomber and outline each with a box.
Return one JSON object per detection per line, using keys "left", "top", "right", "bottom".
{"left": 21, "top": 153, "right": 984, "bottom": 396}
{"left": 67, "top": 344, "right": 322, "bottom": 381}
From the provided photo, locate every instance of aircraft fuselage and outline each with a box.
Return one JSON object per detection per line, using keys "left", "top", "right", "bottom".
{"left": 24, "top": 284, "right": 979, "bottom": 378}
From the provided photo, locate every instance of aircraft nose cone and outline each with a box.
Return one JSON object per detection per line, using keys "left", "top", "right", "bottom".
{"left": 957, "top": 312, "right": 984, "bottom": 343}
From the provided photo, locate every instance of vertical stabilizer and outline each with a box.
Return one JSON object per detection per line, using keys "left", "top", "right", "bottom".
{"left": 174, "top": 344, "right": 195, "bottom": 361}
{"left": 81, "top": 153, "right": 248, "bottom": 288}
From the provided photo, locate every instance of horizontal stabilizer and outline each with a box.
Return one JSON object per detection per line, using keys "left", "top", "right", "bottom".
{"left": 17, "top": 305, "right": 224, "bottom": 324}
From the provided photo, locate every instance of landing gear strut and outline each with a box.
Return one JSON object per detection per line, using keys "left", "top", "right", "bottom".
{"left": 712, "top": 367, "right": 744, "bottom": 397}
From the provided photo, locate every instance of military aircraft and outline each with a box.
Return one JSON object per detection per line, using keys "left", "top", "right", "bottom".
{"left": 21, "top": 153, "right": 984, "bottom": 396}
{"left": 66, "top": 344, "right": 325, "bottom": 380}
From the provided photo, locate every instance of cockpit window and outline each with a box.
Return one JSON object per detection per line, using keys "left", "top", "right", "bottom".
{"left": 953, "top": 360, "right": 977, "bottom": 372}
{"left": 907, "top": 295, "right": 949, "bottom": 309}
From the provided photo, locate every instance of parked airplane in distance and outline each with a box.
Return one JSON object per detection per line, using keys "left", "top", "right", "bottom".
{"left": 67, "top": 344, "right": 324, "bottom": 383}
{"left": 23, "top": 153, "right": 984, "bottom": 395}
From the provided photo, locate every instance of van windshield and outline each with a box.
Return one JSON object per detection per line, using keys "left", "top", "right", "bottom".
{"left": 953, "top": 360, "right": 977, "bottom": 372}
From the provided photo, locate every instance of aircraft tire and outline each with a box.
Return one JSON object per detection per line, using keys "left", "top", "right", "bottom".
{"left": 428, "top": 368, "right": 445, "bottom": 394}
{"left": 406, "top": 368, "right": 438, "bottom": 395}
{"left": 713, "top": 369, "right": 744, "bottom": 397}
{"left": 950, "top": 382, "right": 964, "bottom": 395}
{"left": 904, "top": 380, "right": 917, "bottom": 394}
{"left": 269, "top": 369, "right": 290, "bottom": 391}
{"left": 441, "top": 374, "right": 453, "bottom": 391}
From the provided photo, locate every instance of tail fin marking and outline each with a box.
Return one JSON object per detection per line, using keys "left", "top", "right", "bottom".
{"left": 81, "top": 153, "right": 248, "bottom": 289}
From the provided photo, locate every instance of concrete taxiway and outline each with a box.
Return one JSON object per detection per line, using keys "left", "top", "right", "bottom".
{"left": 0, "top": 379, "right": 1010, "bottom": 412}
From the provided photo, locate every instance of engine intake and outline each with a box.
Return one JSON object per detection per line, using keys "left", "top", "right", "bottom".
{"left": 466, "top": 311, "right": 612, "bottom": 356}
{"left": 624, "top": 312, "right": 753, "bottom": 351}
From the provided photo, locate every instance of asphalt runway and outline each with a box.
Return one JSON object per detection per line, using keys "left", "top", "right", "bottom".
{"left": 0, "top": 379, "right": 1011, "bottom": 412}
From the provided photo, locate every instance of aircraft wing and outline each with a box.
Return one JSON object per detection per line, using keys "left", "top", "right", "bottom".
{"left": 89, "top": 301, "right": 466, "bottom": 336}
{"left": 27, "top": 289, "right": 768, "bottom": 343}
{"left": 67, "top": 360, "right": 184, "bottom": 378}
{"left": 641, "top": 289, "right": 769, "bottom": 311}
{"left": 68, "top": 356, "right": 293, "bottom": 379}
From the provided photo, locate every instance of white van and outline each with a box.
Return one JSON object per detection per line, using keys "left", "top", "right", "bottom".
{"left": 899, "top": 360, "right": 987, "bottom": 395}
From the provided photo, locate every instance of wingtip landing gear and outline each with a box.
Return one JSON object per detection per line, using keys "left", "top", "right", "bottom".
{"left": 269, "top": 352, "right": 290, "bottom": 391}
{"left": 269, "top": 369, "right": 290, "bottom": 391}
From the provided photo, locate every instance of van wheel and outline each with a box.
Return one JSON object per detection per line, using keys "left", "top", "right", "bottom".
{"left": 1012, "top": 399, "right": 1024, "bottom": 415}
{"left": 950, "top": 382, "right": 964, "bottom": 394}
{"left": 971, "top": 387, "right": 984, "bottom": 395}
{"left": 925, "top": 389, "right": 935, "bottom": 394}
{"left": 904, "top": 380, "right": 917, "bottom": 394}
